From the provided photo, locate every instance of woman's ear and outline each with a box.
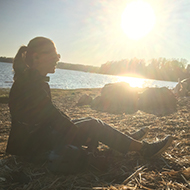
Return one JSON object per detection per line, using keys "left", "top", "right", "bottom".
{"left": 32, "top": 53, "right": 39, "bottom": 62}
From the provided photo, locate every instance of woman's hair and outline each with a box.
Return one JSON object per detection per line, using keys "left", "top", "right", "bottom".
{"left": 13, "top": 37, "right": 54, "bottom": 79}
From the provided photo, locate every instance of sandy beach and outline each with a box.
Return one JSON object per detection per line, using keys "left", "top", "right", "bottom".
{"left": 0, "top": 88, "right": 190, "bottom": 189}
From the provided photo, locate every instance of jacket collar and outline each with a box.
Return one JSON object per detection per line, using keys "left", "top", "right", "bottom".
{"left": 28, "top": 69, "right": 50, "bottom": 82}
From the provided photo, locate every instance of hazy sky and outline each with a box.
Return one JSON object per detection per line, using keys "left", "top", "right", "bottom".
{"left": 1, "top": 0, "right": 190, "bottom": 66}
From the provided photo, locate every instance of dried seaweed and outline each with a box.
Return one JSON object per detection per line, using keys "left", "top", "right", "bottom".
{"left": 0, "top": 89, "right": 190, "bottom": 189}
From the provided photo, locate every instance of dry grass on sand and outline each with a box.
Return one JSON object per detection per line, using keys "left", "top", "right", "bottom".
{"left": 0, "top": 88, "right": 190, "bottom": 189}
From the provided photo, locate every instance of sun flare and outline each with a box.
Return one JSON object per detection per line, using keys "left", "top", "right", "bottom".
{"left": 121, "top": 0, "right": 155, "bottom": 40}
{"left": 116, "top": 76, "right": 145, "bottom": 88}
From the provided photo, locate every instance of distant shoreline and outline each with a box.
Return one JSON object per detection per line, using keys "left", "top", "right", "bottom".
{"left": 0, "top": 59, "right": 188, "bottom": 83}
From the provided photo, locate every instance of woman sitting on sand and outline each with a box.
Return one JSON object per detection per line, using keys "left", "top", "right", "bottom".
{"left": 6, "top": 37, "right": 173, "bottom": 172}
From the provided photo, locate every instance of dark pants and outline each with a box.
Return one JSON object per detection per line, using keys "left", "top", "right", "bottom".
{"left": 7, "top": 117, "right": 134, "bottom": 158}
{"left": 46, "top": 117, "right": 135, "bottom": 173}
{"left": 69, "top": 117, "right": 133, "bottom": 154}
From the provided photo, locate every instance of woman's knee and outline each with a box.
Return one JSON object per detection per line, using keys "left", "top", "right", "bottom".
{"left": 72, "top": 117, "right": 94, "bottom": 124}
{"left": 88, "top": 117, "right": 105, "bottom": 129}
{"left": 74, "top": 117, "right": 104, "bottom": 131}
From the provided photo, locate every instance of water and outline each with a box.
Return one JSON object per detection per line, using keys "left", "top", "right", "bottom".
{"left": 0, "top": 62, "right": 14, "bottom": 88}
{"left": 0, "top": 62, "right": 177, "bottom": 89}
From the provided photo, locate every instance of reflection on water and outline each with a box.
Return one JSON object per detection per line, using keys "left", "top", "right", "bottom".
{"left": 0, "top": 62, "right": 177, "bottom": 89}
{"left": 49, "top": 68, "right": 177, "bottom": 89}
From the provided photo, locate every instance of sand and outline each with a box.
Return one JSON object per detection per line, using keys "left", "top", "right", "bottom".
{"left": 0, "top": 88, "right": 190, "bottom": 189}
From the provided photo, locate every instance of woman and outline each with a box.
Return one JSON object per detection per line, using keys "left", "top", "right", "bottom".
{"left": 6, "top": 37, "right": 173, "bottom": 172}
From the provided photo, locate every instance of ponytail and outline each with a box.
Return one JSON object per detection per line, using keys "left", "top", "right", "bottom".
{"left": 13, "top": 37, "right": 54, "bottom": 80}
{"left": 13, "top": 46, "right": 28, "bottom": 80}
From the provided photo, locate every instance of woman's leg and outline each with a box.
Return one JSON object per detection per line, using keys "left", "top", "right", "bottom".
{"left": 72, "top": 117, "right": 173, "bottom": 159}
{"left": 72, "top": 117, "right": 149, "bottom": 141}
{"left": 72, "top": 117, "right": 142, "bottom": 154}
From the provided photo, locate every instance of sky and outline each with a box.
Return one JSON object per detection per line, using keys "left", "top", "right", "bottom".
{"left": 0, "top": 0, "right": 190, "bottom": 66}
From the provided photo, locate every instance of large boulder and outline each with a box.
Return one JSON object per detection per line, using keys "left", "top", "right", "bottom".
{"left": 91, "top": 82, "right": 138, "bottom": 113}
{"left": 76, "top": 94, "right": 93, "bottom": 106}
{"left": 138, "top": 87, "right": 177, "bottom": 114}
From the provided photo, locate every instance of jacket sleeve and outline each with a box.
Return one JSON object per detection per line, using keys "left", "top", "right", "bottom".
{"left": 30, "top": 86, "right": 78, "bottom": 133}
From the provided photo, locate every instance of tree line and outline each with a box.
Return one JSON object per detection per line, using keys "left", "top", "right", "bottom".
{"left": 1, "top": 56, "right": 189, "bottom": 82}
{"left": 99, "top": 57, "right": 190, "bottom": 82}
{"left": 57, "top": 62, "right": 99, "bottom": 73}
{"left": 0, "top": 57, "right": 13, "bottom": 63}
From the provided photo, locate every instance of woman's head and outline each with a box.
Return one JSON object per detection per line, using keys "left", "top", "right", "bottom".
{"left": 13, "top": 37, "right": 60, "bottom": 78}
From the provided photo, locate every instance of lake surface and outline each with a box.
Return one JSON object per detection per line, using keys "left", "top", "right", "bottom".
{"left": 0, "top": 62, "right": 177, "bottom": 89}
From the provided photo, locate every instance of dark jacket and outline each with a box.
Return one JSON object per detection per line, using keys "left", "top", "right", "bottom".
{"left": 6, "top": 70, "right": 77, "bottom": 156}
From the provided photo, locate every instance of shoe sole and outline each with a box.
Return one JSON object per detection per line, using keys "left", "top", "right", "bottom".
{"left": 150, "top": 136, "right": 173, "bottom": 159}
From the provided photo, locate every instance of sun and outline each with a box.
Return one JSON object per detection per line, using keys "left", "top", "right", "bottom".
{"left": 121, "top": 0, "right": 155, "bottom": 40}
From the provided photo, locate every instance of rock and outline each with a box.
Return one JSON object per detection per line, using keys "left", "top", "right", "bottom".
{"left": 138, "top": 87, "right": 177, "bottom": 114}
{"left": 76, "top": 94, "right": 93, "bottom": 106}
{"left": 91, "top": 82, "right": 138, "bottom": 113}
{"left": 91, "top": 96, "right": 102, "bottom": 109}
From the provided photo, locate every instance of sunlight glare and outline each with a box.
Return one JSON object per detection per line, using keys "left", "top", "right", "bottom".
{"left": 116, "top": 76, "right": 145, "bottom": 88}
{"left": 121, "top": 0, "right": 155, "bottom": 40}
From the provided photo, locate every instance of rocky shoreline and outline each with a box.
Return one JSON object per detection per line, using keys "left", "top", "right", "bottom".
{"left": 0, "top": 88, "right": 190, "bottom": 189}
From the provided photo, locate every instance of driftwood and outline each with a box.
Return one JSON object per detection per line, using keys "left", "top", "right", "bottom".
{"left": 173, "top": 78, "right": 190, "bottom": 97}
{"left": 122, "top": 165, "right": 146, "bottom": 184}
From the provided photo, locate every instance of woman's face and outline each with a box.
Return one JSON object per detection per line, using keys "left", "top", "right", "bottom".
{"left": 32, "top": 43, "right": 60, "bottom": 76}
